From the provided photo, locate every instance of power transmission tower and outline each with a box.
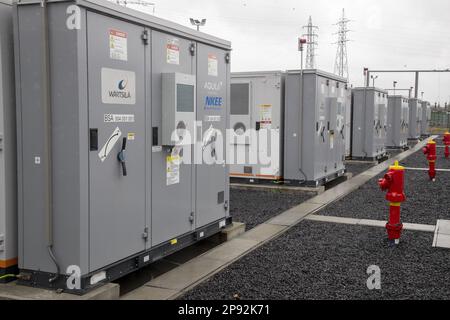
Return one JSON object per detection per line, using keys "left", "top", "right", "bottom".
{"left": 303, "top": 16, "right": 319, "bottom": 69}
{"left": 333, "top": 9, "right": 351, "bottom": 80}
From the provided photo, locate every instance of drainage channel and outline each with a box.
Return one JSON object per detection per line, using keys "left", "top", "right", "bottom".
{"left": 120, "top": 136, "right": 436, "bottom": 300}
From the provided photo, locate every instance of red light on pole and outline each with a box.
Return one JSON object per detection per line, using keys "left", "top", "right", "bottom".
{"left": 298, "top": 38, "right": 307, "bottom": 51}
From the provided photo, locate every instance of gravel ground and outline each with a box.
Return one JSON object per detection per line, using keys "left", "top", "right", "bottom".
{"left": 345, "top": 162, "right": 375, "bottom": 177}
{"left": 181, "top": 221, "right": 450, "bottom": 300}
{"left": 344, "top": 149, "right": 409, "bottom": 177}
{"left": 317, "top": 148, "right": 450, "bottom": 225}
{"left": 401, "top": 144, "right": 450, "bottom": 170}
{"left": 230, "top": 189, "right": 314, "bottom": 230}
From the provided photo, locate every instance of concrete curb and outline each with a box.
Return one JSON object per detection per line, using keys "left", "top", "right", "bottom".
{"left": 0, "top": 283, "right": 119, "bottom": 300}
{"left": 305, "top": 215, "right": 436, "bottom": 233}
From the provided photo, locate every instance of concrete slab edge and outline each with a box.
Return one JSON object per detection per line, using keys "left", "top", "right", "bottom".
{"left": 230, "top": 183, "right": 325, "bottom": 194}
{"left": 305, "top": 215, "right": 436, "bottom": 233}
{"left": 433, "top": 220, "right": 441, "bottom": 247}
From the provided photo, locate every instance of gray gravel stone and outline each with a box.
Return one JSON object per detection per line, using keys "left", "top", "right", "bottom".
{"left": 345, "top": 162, "right": 375, "bottom": 177}
{"left": 230, "top": 189, "right": 314, "bottom": 230}
{"left": 181, "top": 221, "right": 450, "bottom": 300}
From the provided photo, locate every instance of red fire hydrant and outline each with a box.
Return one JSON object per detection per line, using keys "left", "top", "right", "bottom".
{"left": 423, "top": 140, "right": 437, "bottom": 181}
{"left": 378, "top": 161, "right": 406, "bottom": 245}
{"left": 443, "top": 132, "right": 450, "bottom": 159}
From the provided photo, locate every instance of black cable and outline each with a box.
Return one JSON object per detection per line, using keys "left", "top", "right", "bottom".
{"left": 47, "top": 245, "right": 61, "bottom": 283}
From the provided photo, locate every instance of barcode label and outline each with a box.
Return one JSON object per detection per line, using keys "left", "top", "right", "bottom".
{"left": 104, "top": 114, "right": 135, "bottom": 123}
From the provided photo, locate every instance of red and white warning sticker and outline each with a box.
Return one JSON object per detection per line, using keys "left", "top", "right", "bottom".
{"left": 109, "top": 29, "right": 128, "bottom": 61}
{"left": 208, "top": 54, "right": 218, "bottom": 77}
{"left": 259, "top": 104, "right": 272, "bottom": 129}
{"left": 167, "top": 38, "right": 180, "bottom": 65}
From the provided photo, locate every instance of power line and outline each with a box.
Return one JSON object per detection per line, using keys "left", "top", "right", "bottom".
{"left": 303, "top": 16, "right": 319, "bottom": 69}
{"left": 334, "top": 8, "right": 351, "bottom": 80}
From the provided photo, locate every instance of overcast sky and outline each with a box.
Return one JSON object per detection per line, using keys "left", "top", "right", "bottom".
{"left": 128, "top": 0, "right": 450, "bottom": 105}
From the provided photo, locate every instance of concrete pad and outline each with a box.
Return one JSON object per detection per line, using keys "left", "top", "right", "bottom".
{"left": 404, "top": 167, "right": 450, "bottom": 172}
{"left": 365, "top": 163, "right": 388, "bottom": 172}
{"left": 358, "top": 172, "right": 378, "bottom": 179}
{"left": 436, "top": 220, "right": 450, "bottom": 235}
{"left": 120, "top": 286, "right": 177, "bottom": 300}
{"left": 305, "top": 215, "right": 360, "bottom": 225}
{"left": 403, "top": 223, "right": 436, "bottom": 233}
{"left": 306, "top": 176, "right": 370, "bottom": 207}
{"left": 306, "top": 215, "right": 436, "bottom": 234}
{"left": 240, "top": 223, "right": 287, "bottom": 243}
{"left": 404, "top": 167, "right": 428, "bottom": 171}
{"left": 268, "top": 202, "right": 323, "bottom": 226}
{"left": 358, "top": 219, "right": 387, "bottom": 228}
{"left": 433, "top": 220, "right": 450, "bottom": 249}
{"left": 433, "top": 234, "right": 450, "bottom": 249}
{"left": 146, "top": 256, "right": 225, "bottom": 291}
{"left": 307, "top": 188, "right": 348, "bottom": 205}
{"left": 202, "top": 238, "right": 258, "bottom": 262}
{"left": 218, "top": 222, "right": 246, "bottom": 242}
{"left": 345, "top": 160, "right": 378, "bottom": 165}
{"left": 0, "top": 282, "right": 119, "bottom": 300}
{"left": 346, "top": 174, "right": 373, "bottom": 187}
{"left": 230, "top": 183, "right": 325, "bottom": 194}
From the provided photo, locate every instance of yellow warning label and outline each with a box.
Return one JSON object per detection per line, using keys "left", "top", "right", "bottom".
{"left": 167, "top": 155, "right": 180, "bottom": 186}
{"left": 170, "top": 239, "right": 178, "bottom": 245}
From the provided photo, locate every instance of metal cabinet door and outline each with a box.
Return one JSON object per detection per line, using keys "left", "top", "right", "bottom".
{"left": 151, "top": 32, "right": 195, "bottom": 246}
{"left": 196, "top": 43, "right": 229, "bottom": 228}
{"left": 335, "top": 85, "right": 346, "bottom": 167}
{"left": 373, "top": 101, "right": 380, "bottom": 154}
{"left": 229, "top": 81, "right": 251, "bottom": 176}
{"left": 315, "top": 78, "right": 328, "bottom": 179}
{"left": 402, "top": 103, "right": 409, "bottom": 141}
{"left": 336, "top": 100, "right": 345, "bottom": 167}
{"left": 230, "top": 81, "right": 251, "bottom": 145}
{"left": 326, "top": 97, "right": 338, "bottom": 171}
{"left": 417, "top": 105, "right": 422, "bottom": 134}
{"left": 87, "top": 12, "right": 147, "bottom": 271}
{"left": 378, "top": 103, "right": 387, "bottom": 150}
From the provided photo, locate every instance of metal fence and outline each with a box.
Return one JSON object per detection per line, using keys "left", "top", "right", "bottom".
{"left": 430, "top": 110, "right": 450, "bottom": 132}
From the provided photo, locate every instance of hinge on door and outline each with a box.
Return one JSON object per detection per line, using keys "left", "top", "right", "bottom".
{"left": 224, "top": 200, "right": 229, "bottom": 211}
{"left": 141, "top": 30, "right": 149, "bottom": 45}
{"left": 0, "top": 234, "right": 4, "bottom": 252}
{"left": 0, "top": 133, "right": 3, "bottom": 151}
{"left": 225, "top": 52, "right": 231, "bottom": 64}
{"left": 189, "top": 212, "right": 194, "bottom": 224}
{"left": 142, "top": 227, "right": 149, "bottom": 241}
{"left": 189, "top": 43, "right": 196, "bottom": 56}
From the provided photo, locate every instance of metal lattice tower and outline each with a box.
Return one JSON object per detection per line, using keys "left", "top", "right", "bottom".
{"left": 303, "top": 16, "right": 319, "bottom": 69}
{"left": 334, "top": 9, "right": 350, "bottom": 79}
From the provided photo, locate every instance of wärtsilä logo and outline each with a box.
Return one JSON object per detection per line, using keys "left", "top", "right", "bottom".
{"left": 109, "top": 79, "right": 131, "bottom": 99}
{"left": 118, "top": 79, "right": 128, "bottom": 90}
